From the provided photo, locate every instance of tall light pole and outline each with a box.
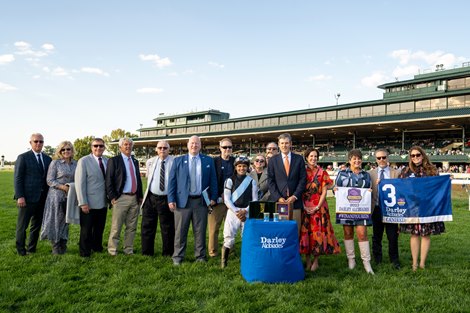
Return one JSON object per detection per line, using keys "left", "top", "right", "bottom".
{"left": 335, "top": 93, "right": 341, "bottom": 105}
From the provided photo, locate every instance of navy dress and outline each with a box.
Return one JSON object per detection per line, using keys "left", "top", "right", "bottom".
{"left": 335, "top": 168, "right": 372, "bottom": 226}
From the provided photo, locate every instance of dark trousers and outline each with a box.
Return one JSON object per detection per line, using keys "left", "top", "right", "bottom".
{"left": 79, "top": 208, "right": 107, "bottom": 257}
{"left": 16, "top": 196, "right": 46, "bottom": 255}
{"left": 372, "top": 206, "right": 399, "bottom": 263}
{"left": 141, "top": 194, "right": 175, "bottom": 256}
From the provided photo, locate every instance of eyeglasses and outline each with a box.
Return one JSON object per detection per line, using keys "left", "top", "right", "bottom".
{"left": 93, "top": 144, "right": 105, "bottom": 148}
{"left": 33, "top": 140, "right": 44, "bottom": 144}
{"left": 221, "top": 146, "right": 232, "bottom": 149}
{"left": 255, "top": 159, "right": 265, "bottom": 163}
{"left": 266, "top": 147, "right": 276, "bottom": 150}
{"left": 410, "top": 153, "right": 422, "bottom": 158}
{"left": 60, "top": 148, "right": 72, "bottom": 152}
{"left": 157, "top": 147, "right": 168, "bottom": 150}
{"left": 376, "top": 156, "right": 387, "bottom": 160}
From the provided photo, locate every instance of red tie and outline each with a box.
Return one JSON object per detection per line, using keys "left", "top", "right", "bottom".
{"left": 128, "top": 157, "right": 137, "bottom": 193}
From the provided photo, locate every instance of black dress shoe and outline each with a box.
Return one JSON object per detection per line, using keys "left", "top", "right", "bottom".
{"left": 392, "top": 261, "right": 401, "bottom": 270}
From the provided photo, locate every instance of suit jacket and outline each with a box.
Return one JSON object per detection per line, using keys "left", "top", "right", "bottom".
{"left": 214, "top": 155, "right": 235, "bottom": 198}
{"left": 168, "top": 153, "right": 218, "bottom": 208}
{"left": 141, "top": 155, "right": 174, "bottom": 208}
{"left": 105, "top": 154, "right": 143, "bottom": 201}
{"left": 14, "top": 150, "right": 52, "bottom": 202}
{"left": 267, "top": 152, "right": 306, "bottom": 209}
{"left": 368, "top": 166, "right": 400, "bottom": 212}
{"left": 75, "top": 154, "right": 108, "bottom": 209}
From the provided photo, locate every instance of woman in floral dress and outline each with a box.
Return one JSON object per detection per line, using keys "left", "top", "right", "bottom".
{"left": 300, "top": 148, "right": 340, "bottom": 271}
{"left": 40, "top": 141, "right": 77, "bottom": 254}
{"left": 399, "top": 146, "right": 445, "bottom": 271}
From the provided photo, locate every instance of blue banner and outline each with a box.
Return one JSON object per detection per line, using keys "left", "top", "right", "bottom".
{"left": 378, "top": 175, "right": 452, "bottom": 224}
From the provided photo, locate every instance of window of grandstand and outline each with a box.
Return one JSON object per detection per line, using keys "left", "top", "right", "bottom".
{"left": 373, "top": 105, "right": 385, "bottom": 116}
{"left": 430, "top": 98, "right": 447, "bottom": 110}
{"left": 326, "top": 111, "right": 336, "bottom": 120}
{"left": 448, "top": 95, "right": 470, "bottom": 108}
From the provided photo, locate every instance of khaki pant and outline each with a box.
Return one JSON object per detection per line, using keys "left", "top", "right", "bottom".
{"left": 108, "top": 195, "right": 139, "bottom": 255}
{"left": 207, "top": 203, "right": 228, "bottom": 257}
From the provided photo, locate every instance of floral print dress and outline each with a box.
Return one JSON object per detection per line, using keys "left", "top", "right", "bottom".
{"left": 300, "top": 166, "right": 341, "bottom": 256}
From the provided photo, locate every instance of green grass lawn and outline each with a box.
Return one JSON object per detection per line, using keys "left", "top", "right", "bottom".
{"left": 1, "top": 169, "right": 470, "bottom": 312}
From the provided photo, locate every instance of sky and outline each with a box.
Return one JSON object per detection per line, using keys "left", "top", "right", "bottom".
{"left": 1, "top": 1, "right": 469, "bottom": 161}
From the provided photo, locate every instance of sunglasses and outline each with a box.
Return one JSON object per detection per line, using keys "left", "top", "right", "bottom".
{"left": 221, "top": 146, "right": 232, "bottom": 149}
{"left": 376, "top": 156, "right": 387, "bottom": 160}
{"left": 157, "top": 147, "right": 168, "bottom": 150}
{"left": 410, "top": 153, "right": 422, "bottom": 158}
{"left": 60, "top": 148, "right": 72, "bottom": 152}
{"left": 93, "top": 144, "right": 105, "bottom": 148}
{"left": 255, "top": 159, "right": 265, "bottom": 163}
{"left": 33, "top": 140, "right": 44, "bottom": 144}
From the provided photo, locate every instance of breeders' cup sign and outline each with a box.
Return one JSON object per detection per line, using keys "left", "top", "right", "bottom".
{"left": 335, "top": 187, "right": 372, "bottom": 220}
{"left": 378, "top": 175, "right": 453, "bottom": 224}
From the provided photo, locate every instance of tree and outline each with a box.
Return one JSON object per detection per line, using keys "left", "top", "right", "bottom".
{"left": 103, "top": 128, "right": 138, "bottom": 157}
{"left": 43, "top": 145, "right": 55, "bottom": 158}
{"left": 73, "top": 136, "right": 96, "bottom": 160}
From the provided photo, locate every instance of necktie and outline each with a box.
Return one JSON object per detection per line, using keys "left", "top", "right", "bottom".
{"left": 190, "top": 157, "right": 197, "bottom": 194}
{"left": 159, "top": 160, "right": 165, "bottom": 192}
{"left": 128, "top": 157, "right": 137, "bottom": 193}
{"left": 98, "top": 157, "right": 106, "bottom": 178}
{"left": 379, "top": 169, "right": 385, "bottom": 180}
{"left": 37, "top": 154, "right": 45, "bottom": 175}
{"left": 284, "top": 155, "right": 290, "bottom": 176}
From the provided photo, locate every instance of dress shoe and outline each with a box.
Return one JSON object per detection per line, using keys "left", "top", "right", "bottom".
{"left": 392, "top": 261, "right": 401, "bottom": 270}
{"left": 195, "top": 258, "right": 207, "bottom": 263}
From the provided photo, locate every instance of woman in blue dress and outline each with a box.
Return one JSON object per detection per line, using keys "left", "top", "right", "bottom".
{"left": 335, "top": 149, "right": 374, "bottom": 274}
{"left": 40, "top": 141, "right": 77, "bottom": 254}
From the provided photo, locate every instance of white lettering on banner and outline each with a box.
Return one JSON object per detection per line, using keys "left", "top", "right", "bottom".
{"left": 260, "top": 236, "right": 286, "bottom": 249}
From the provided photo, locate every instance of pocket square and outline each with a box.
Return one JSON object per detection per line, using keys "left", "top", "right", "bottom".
{"left": 206, "top": 165, "right": 210, "bottom": 168}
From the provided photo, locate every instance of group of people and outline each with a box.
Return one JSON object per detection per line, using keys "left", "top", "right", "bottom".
{"left": 14, "top": 132, "right": 445, "bottom": 273}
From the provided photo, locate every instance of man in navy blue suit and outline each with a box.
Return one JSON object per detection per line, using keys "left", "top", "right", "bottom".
{"left": 267, "top": 133, "right": 306, "bottom": 233}
{"left": 14, "top": 133, "right": 52, "bottom": 256}
{"left": 168, "top": 135, "right": 218, "bottom": 265}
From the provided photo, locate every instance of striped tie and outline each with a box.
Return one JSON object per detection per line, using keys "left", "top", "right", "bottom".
{"left": 159, "top": 160, "right": 165, "bottom": 191}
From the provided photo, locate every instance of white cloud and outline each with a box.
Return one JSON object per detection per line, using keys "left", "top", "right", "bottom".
{"left": 361, "top": 72, "right": 388, "bottom": 88}
{"left": 208, "top": 61, "right": 225, "bottom": 69}
{"left": 51, "top": 67, "right": 68, "bottom": 76}
{"left": 390, "top": 49, "right": 466, "bottom": 68}
{"left": 139, "top": 54, "right": 172, "bottom": 68}
{"left": 0, "top": 82, "right": 18, "bottom": 93}
{"left": 42, "top": 66, "right": 50, "bottom": 73}
{"left": 0, "top": 54, "right": 15, "bottom": 65}
{"left": 42, "top": 43, "right": 55, "bottom": 51}
{"left": 307, "top": 74, "right": 332, "bottom": 82}
{"left": 392, "top": 65, "right": 421, "bottom": 78}
{"left": 14, "top": 41, "right": 54, "bottom": 58}
{"left": 80, "top": 67, "right": 110, "bottom": 77}
{"left": 137, "top": 87, "right": 164, "bottom": 94}
{"left": 168, "top": 72, "right": 178, "bottom": 76}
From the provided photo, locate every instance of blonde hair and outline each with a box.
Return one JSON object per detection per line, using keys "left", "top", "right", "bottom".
{"left": 54, "top": 141, "right": 75, "bottom": 160}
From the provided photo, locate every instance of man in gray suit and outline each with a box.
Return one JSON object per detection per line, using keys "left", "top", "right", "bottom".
{"left": 14, "top": 133, "right": 52, "bottom": 256}
{"left": 168, "top": 135, "right": 218, "bottom": 265}
{"left": 75, "top": 138, "right": 108, "bottom": 257}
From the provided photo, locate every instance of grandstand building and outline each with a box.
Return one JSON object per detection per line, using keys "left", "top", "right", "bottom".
{"left": 133, "top": 62, "right": 470, "bottom": 169}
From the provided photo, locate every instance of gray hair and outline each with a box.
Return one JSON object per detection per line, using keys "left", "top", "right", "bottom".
{"left": 118, "top": 137, "right": 134, "bottom": 147}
